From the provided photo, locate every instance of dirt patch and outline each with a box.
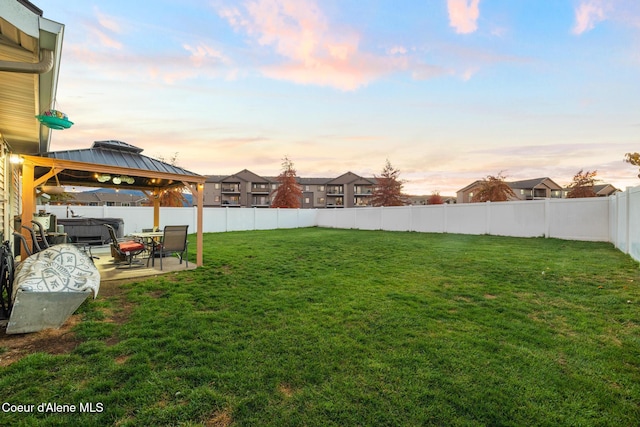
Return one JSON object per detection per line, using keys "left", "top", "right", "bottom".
{"left": 0, "top": 280, "right": 134, "bottom": 367}
{"left": 0, "top": 315, "right": 81, "bottom": 367}
{"left": 484, "top": 294, "right": 497, "bottom": 299}
{"left": 278, "top": 383, "right": 296, "bottom": 398}
{"left": 206, "top": 408, "right": 233, "bottom": 427}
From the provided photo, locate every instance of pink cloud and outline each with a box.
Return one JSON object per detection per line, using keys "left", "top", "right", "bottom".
{"left": 447, "top": 0, "right": 481, "bottom": 34}
{"left": 94, "top": 8, "right": 124, "bottom": 34}
{"left": 183, "top": 43, "right": 231, "bottom": 67}
{"left": 572, "top": 1, "right": 607, "bottom": 35}
{"left": 218, "top": 0, "right": 409, "bottom": 90}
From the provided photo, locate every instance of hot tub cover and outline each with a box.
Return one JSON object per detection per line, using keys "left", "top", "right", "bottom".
{"left": 12, "top": 244, "right": 100, "bottom": 299}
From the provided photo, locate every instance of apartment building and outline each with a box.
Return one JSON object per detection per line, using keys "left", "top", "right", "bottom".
{"left": 457, "top": 177, "right": 618, "bottom": 203}
{"left": 204, "top": 170, "right": 378, "bottom": 208}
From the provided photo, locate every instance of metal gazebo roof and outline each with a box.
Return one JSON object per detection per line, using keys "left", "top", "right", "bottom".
{"left": 30, "top": 140, "right": 203, "bottom": 190}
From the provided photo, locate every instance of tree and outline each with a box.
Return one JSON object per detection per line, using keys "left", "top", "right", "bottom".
{"left": 145, "top": 152, "right": 189, "bottom": 207}
{"left": 427, "top": 191, "right": 444, "bottom": 205}
{"left": 471, "top": 172, "right": 516, "bottom": 202}
{"left": 566, "top": 169, "right": 598, "bottom": 198}
{"left": 271, "top": 156, "right": 303, "bottom": 208}
{"left": 371, "top": 159, "right": 407, "bottom": 206}
{"left": 624, "top": 152, "right": 640, "bottom": 178}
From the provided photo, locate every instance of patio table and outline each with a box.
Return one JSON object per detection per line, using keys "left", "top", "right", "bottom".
{"left": 131, "top": 231, "right": 164, "bottom": 267}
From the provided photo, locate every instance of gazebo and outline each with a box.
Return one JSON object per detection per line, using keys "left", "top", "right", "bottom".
{"left": 18, "top": 140, "right": 206, "bottom": 266}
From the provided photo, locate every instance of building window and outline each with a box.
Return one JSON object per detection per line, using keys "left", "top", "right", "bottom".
{"left": 214, "top": 196, "right": 220, "bottom": 202}
{"left": 317, "top": 197, "right": 325, "bottom": 204}
{"left": 215, "top": 183, "right": 220, "bottom": 189}
{"left": 305, "top": 197, "right": 310, "bottom": 204}
{"left": 305, "top": 185, "right": 310, "bottom": 191}
{"left": 319, "top": 185, "right": 325, "bottom": 191}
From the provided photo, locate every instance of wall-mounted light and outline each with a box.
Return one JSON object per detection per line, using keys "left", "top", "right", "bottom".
{"left": 9, "top": 154, "right": 23, "bottom": 164}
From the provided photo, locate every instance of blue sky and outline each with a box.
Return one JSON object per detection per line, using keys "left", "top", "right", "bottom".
{"left": 38, "top": 0, "right": 640, "bottom": 195}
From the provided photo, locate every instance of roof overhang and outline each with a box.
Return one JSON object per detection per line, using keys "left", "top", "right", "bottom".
{"left": 0, "top": 0, "right": 64, "bottom": 154}
{"left": 21, "top": 155, "right": 206, "bottom": 192}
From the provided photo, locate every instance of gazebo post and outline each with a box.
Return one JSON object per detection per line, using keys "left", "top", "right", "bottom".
{"left": 20, "top": 160, "right": 36, "bottom": 258}
{"left": 196, "top": 184, "right": 203, "bottom": 266}
{"left": 153, "top": 188, "right": 160, "bottom": 229}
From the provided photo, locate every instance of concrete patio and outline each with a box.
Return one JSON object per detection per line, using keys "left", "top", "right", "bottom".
{"left": 90, "top": 245, "right": 196, "bottom": 283}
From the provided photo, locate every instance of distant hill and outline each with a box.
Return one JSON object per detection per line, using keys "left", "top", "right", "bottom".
{"left": 77, "top": 188, "right": 193, "bottom": 206}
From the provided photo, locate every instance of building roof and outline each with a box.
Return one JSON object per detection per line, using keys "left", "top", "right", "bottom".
{"left": 507, "top": 177, "right": 561, "bottom": 190}
{"left": 28, "top": 140, "right": 205, "bottom": 192}
{"left": 41, "top": 140, "right": 199, "bottom": 177}
{"left": 0, "top": 0, "right": 65, "bottom": 154}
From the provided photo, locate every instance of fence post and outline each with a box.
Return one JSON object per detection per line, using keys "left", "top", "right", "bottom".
{"left": 409, "top": 205, "right": 413, "bottom": 232}
{"left": 443, "top": 203, "right": 447, "bottom": 233}
{"left": 544, "top": 199, "right": 551, "bottom": 238}
{"left": 485, "top": 201, "right": 491, "bottom": 235}
{"left": 626, "top": 187, "right": 631, "bottom": 255}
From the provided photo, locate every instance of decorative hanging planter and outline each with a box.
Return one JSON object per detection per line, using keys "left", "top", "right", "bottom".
{"left": 35, "top": 109, "right": 74, "bottom": 130}
{"left": 39, "top": 173, "right": 66, "bottom": 195}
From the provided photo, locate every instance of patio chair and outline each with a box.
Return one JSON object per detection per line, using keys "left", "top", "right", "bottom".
{"left": 104, "top": 224, "right": 145, "bottom": 268}
{"left": 0, "top": 240, "right": 15, "bottom": 320}
{"left": 21, "top": 225, "right": 43, "bottom": 254}
{"left": 30, "top": 220, "right": 50, "bottom": 250}
{"left": 151, "top": 225, "right": 189, "bottom": 270}
{"left": 13, "top": 232, "right": 32, "bottom": 258}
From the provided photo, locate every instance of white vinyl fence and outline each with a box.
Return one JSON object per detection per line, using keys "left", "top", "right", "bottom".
{"left": 41, "top": 205, "right": 317, "bottom": 236}
{"left": 39, "top": 185, "right": 640, "bottom": 263}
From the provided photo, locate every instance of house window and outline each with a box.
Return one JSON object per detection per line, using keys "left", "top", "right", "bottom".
{"left": 319, "top": 185, "right": 325, "bottom": 191}
{"left": 215, "top": 183, "right": 220, "bottom": 189}
{"left": 305, "top": 186, "right": 310, "bottom": 191}
{"left": 305, "top": 197, "right": 310, "bottom": 204}
{"left": 214, "top": 196, "right": 220, "bottom": 202}
{"left": 317, "top": 197, "right": 325, "bottom": 204}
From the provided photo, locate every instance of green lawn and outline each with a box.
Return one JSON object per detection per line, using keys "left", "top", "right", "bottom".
{"left": 1, "top": 228, "right": 639, "bottom": 426}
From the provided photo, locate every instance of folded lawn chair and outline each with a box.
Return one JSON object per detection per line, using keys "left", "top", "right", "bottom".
{"left": 6, "top": 244, "right": 100, "bottom": 334}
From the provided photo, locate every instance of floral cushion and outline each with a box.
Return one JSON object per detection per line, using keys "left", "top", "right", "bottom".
{"left": 12, "top": 244, "right": 100, "bottom": 300}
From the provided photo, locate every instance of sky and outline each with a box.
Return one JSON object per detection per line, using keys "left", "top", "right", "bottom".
{"left": 36, "top": 0, "right": 640, "bottom": 195}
